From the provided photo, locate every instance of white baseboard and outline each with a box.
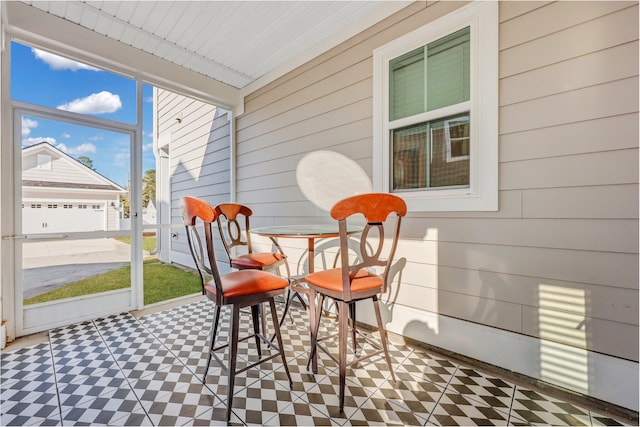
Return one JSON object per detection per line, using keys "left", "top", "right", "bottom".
{"left": 359, "top": 302, "right": 639, "bottom": 412}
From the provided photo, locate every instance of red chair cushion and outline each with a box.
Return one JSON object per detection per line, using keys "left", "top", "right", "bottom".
{"left": 232, "top": 252, "right": 284, "bottom": 269}
{"left": 205, "top": 269, "right": 288, "bottom": 299}
{"left": 305, "top": 268, "right": 382, "bottom": 293}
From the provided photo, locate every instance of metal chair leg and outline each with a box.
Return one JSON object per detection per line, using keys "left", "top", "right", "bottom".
{"left": 203, "top": 305, "right": 221, "bottom": 383}
{"left": 268, "top": 298, "right": 292, "bottom": 386}
{"left": 349, "top": 302, "right": 357, "bottom": 352}
{"left": 279, "top": 287, "right": 309, "bottom": 329}
{"left": 372, "top": 296, "right": 395, "bottom": 382}
{"left": 272, "top": 287, "right": 304, "bottom": 342}
{"left": 338, "top": 300, "right": 348, "bottom": 413}
{"left": 306, "top": 293, "right": 324, "bottom": 373}
{"left": 279, "top": 288, "right": 293, "bottom": 327}
{"left": 226, "top": 304, "right": 241, "bottom": 423}
{"left": 251, "top": 305, "right": 262, "bottom": 358}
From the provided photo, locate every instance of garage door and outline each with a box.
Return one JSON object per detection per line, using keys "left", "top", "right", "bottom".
{"left": 22, "top": 202, "right": 105, "bottom": 234}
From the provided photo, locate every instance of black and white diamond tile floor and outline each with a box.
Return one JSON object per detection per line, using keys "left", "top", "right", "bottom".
{"left": 1, "top": 298, "right": 635, "bottom": 426}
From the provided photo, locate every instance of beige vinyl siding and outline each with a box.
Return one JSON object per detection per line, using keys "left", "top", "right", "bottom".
{"left": 157, "top": 89, "right": 231, "bottom": 264}
{"left": 234, "top": 0, "right": 638, "bottom": 365}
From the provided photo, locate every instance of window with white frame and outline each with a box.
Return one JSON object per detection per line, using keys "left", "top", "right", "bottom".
{"left": 373, "top": 1, "right": 498, "bottom": 211}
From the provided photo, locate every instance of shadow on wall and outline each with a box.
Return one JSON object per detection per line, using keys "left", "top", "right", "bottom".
{"left": 377, "top": 257, "right": 407, "bottom": 326}
{"left": 160, "top": 102, "right": 230, "bottom": 266}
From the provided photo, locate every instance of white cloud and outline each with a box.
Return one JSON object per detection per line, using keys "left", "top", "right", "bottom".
{"left": 22, "top": 118, "right": 39, "bottom": 136}
{"left": 22, "top": 137, "right": 56, "bottom": 147}
{"left": 32, "top": 48, "right": 100, "bottom": 71}
{"left": 57, "top": 91, "right": 122, "bottom": 114}
{"left": 114, "top": 151, "right": 130, "bottom": 167}
{"left": 61, "top": 132, "right": 71, "bottom": 139}
{"left": 143, "top": 142, "right": 154, "bottom": 152}
{"left": 56, "top": 143, "right": 97, "bottom": 156}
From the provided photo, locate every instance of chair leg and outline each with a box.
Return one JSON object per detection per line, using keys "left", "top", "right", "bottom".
{"left": 203, "top": 305, "right": 221, "bottom": 384}
{"left": 261, "top": 302, "right": 268, "bottom": 342}
{"left": 251, "top": 305, "right": 262, "bottom": 358}
{"left": 307, "top": 292, "right": 324, "bottom": 373}
{"left": 226, "top": 304, "right": 241, "bottom": 423}
{"left": 278, "top": 288, "right": 293, "bottom": 328}
{"left": 349, "top": 302, "right": 357, "bottom": 352}
{"left": 337, "top": 300, "right": 348, "bottom": 413}
{"left": 372, "top": 296, "right": 395, "bottom": 382}
{"left": 268, "top": 298, "right": 292, "bottom": 386}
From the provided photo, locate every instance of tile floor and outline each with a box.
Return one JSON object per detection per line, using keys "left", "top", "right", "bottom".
{"left": 1, "top": 298, "right": 635, "bottom": 426}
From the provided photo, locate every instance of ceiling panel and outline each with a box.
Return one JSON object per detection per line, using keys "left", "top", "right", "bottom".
{"left": 20, "top": 0, "right": 411, "bottom": 91}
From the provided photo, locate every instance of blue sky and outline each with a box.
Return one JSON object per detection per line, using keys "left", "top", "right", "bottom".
{"left": 11, "top": 41, "right": 155, "bottom": 187}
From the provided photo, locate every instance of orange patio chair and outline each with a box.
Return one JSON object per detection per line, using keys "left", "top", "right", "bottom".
{"left": 181, "top": 196, "right": 292, "bottom": 422}
{"left": 305, "top": 193, "right": 406, "bottom": 413}
{"left": 214, "top": 202, "right": 305, "bottom": 329}
{"left": 214, "top": 203, "right": 289, "bottom": 274}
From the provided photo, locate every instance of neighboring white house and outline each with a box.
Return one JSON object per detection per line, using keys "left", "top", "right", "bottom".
{"left": 22, "top": 142, "right": 125, "bottom": 234}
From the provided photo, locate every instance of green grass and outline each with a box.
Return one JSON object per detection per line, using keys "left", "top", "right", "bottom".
{"left": 24, "top": 259, "right": 202, "bottom": 306}
{"left": 115, "top": 235, "right": 157, "bottom": 253}
{"left": 140, "top": 259, "right": 203, "bottom": 305}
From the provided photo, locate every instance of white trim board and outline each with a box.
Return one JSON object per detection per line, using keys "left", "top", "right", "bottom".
{"left": 22, "top": 289, "right": 132, "bottom": 336}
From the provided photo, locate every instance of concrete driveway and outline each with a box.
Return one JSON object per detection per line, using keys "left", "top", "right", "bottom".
{"left": 22, "top": 238, "right": 140, "bottom": 299}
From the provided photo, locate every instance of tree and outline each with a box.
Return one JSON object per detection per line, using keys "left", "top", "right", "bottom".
{"left": 142, "top": 169, "right": 156, "bottom": 208}
{"left": 119, "top": 192, "right": 130, "bottom": 218}
{"left": 78, "top": 156, "right": 96, "bottom": 170}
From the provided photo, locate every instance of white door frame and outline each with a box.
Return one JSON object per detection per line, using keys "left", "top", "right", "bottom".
{"left": 9, "top": 100, "right": 143, "bottom": 336}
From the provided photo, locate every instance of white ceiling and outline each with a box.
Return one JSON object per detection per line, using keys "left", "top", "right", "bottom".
{"left": 20, "top": 1, "right": 411, "bottom": 92}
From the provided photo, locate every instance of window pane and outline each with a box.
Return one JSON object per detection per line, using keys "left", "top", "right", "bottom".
{"left": 388, "top": 27, "right": 470, "bottom": 122}
{"left": 392, "top": 113, "right": 470, "bottom": 191}
{"left": 392, "top": 123, "right": 427, "bottom": 190}
{"left": 389, "top": 47, "right": 424, "bottom": 121}
{"left": 426, "top": 27, "right": 470, "bottom": 111}
{"left": 429, "top": 114, "right": 470, "bottom": 187}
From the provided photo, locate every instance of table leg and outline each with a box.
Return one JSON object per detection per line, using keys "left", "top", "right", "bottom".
{"left": 307, "top": 237, "right": 318, "bottom": 372}
{"left": 307, "top": 237, "right": 314, "bottom": 274}
{"left": 308, "top": 287, "right": 318, "bottom": 373}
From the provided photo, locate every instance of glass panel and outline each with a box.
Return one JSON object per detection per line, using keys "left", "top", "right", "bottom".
{"left": 388, "top": 27, "right": 470, "bottom": 121}
{"left": 389, "top": 47, "right": 424, "bottom": 121}
{"left": 11, "top": 41, "right": 137, "bottom": 124}
{"left": 392, "top": 123, "right": 428, "bottom": 190}
{"left": 21, "top": 115, "right": 131, "bottom": 232}
{"left": 429, "top": 114, "right": 470, "bottom": 187}
{"left": 426, "top": 27, "right": 470, "bottom": 111}
{"left": 392, "top": 113, "right": 470, "bottom": 191}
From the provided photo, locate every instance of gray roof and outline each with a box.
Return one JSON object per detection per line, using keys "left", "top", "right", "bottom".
{"left": 22, "top": 180, "right": 124, "bottom": 192}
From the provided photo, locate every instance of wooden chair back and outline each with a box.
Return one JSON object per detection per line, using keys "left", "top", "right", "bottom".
{"left": 214, "top": 203, "right": 255, "bottom": 265}
{"left": 180, "top": 196, "right": 223, "bottom": 303}
{"left": 330, "top": 193, "right": 407, "bottom": 301}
